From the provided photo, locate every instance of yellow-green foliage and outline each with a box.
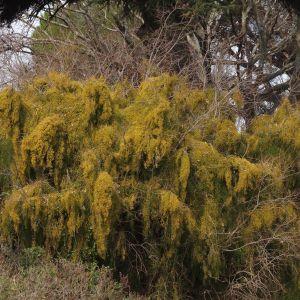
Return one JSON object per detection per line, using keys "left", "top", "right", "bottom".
{"left": 0, "top": 73, "right": 299, "bottom": 297}
{"left": 0, "top": 88, "right": 24, "bottom": 138}
{"left": 83, "top": 78, "right": 113, "bottom": 127}
{"left": 188, "top": 137, "right": 227, "bottom": 194}
{"left": 175, "top": 148, "right": 190, "bottom": 200}
{"left": 81, "top": 149, "right": 99, "bottom": 193}
{"left": 248, "top": 100, "right": 300, "bottom": 157}
{"left": 21, "top": 115, "right": 69, "bottom": 187}
{"left": 159, "top": 190, "right": 195, "bottom": 245}
{"left": 117, "top": 92, "right": 173, "bottom": 171}
{"left": 1, "top": 181, "right": 87, "bottom": 253}
{"left": 0, "top": 88, "right": 26, "bottom": 168}
{"left": 203, "top": 118, "right": 244, "bottom": 154}
{"left": 228, "top": 156, "right": 264, "bottom": 193}
{"left": 21, "top": 73, "right": 84, "bottom": 139}
{"left": 246, "top": 201, "right": 297, "bottom": 233}
{"left": 92, "top": 172, "right": 119, "bottom": 258}
{"left": 92, "top": 125, "right": 118, "bottom": 173}
{"left": 0, "top": 138, "right": 13, "bottom": 192}
{"left": 198, "top": 196, "right": 222, "bottom": 279}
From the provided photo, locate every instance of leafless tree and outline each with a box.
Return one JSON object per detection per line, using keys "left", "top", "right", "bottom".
{"left": 0, "top": 0, "right": 297, "bottom": 127}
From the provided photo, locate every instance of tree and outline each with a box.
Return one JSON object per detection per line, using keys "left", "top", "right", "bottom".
{"left": 31, "top": 1, "right": 299, "bottom": 123}
{"left": 0, "top": 0, "right": 298, "bottom": 123}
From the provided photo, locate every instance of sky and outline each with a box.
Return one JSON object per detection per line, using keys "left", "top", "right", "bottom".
{"left": 0, "top": 18, "right": 38, "bottom": 87}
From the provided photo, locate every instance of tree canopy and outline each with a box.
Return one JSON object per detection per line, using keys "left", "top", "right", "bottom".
{"left": 1, "top": 0, "right": 299, "bottom": 24}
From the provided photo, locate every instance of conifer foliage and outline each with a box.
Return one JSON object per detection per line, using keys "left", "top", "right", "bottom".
{"left": 0, "top": 73, "right": 299, "bottom": 298}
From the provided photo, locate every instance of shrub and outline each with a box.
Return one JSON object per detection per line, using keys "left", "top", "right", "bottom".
{"left": 0, "top": 73, "right": 299, "bottom": 298}
{"left": 0, "top": 245, "right": 141, "bottom": 300}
